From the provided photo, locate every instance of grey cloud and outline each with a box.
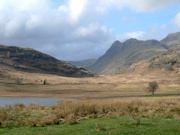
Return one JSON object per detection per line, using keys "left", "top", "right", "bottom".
{"left": 0, "top": 0, "right": 115, "bottom": 61}
{"left": 1, "top": 0, "right": 180, "bottom": 61}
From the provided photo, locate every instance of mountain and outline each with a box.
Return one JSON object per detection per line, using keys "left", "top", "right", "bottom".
{"left": 86, "top": 39, "right": 167, "bottom": 74}
{"left": 161, "top": 32, "right": 180, "bottom": 48}
{"left": 128, "top": 47, "right": 180, "bottom": 73}
{"left": 0, "top": 45, "right": 96, "bottom": 77}
{"left": 67, "top": 59, "right": 96, "bottom": 68}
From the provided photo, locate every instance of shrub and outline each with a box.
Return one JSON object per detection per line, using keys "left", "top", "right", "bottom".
{"left": 43, "top": 79, "right": 47, "bottom": 85}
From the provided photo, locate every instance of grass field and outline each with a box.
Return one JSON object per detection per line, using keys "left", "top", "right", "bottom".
{"left": 0, "top": 116, "right": 180, "bottom": 135}
{"left": 0, "top": 68, "right": 180, "bottom": 134}
{"left": 0, "top": 97, "right": 179, "bottom": 127}
{"left": 0, "top": 69, "right": 180, "bottom": 99}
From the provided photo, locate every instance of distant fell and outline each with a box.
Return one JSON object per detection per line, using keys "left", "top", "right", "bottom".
{"left": 161, "top": 32, "right": 180, "bottom": 48}
{"left": 67, "top": 59, "right": 96, "bottom": 68}
{"left": 86, "top": 38, "right": 167, "bottom": 74}
{"left": 0, "top": 45, "right": 96, "bottom": 77}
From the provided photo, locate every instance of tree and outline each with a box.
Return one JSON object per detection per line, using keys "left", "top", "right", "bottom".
{"left": 147, "top": 81, "right": 158, "bottom": 95}
{"left": 43, "top": 79, "right": 47, "bottom": 85}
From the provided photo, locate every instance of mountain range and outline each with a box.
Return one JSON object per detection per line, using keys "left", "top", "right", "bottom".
{"left": 68, "top": 32, "right": 180, "bottom": 74}
{"left": 1, "top": 32, "right": 180, "bottom": 76}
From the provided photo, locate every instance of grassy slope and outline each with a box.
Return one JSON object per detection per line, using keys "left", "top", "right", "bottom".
{"left": 161, "top": 32, "right": 180, "bottom": 48}
{"left": 0, "top": 45, "right": 96, "bottom": 77}
{"left": 0, "top": 117, "right": 180, "bottom": 135}
{"left": 128, "top": 47, "right": 180, "bottom": 74}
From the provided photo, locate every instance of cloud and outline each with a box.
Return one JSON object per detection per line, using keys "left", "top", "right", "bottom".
{"left": 116, "top": 31, "right": 145, "bottom": 41}
{"left": 58, "top": 0, "right": 87, "bottom": 22}
{"left": 69, "top": 0, "right": 87, "bottom": 21}
{"left": 126, "top": 0, "right": 180, "bottom": 12}
{"left": 139, "top": 24, "right": 167, "bottom": 40}
{"left": 116, "top": 23, "right": 173, "bottom": 42}
{"left": 0, "top": 0, "right": 116, "bottom": 61}
{"left": 120, "top": 17, "right": 135, "bottom": 23}
{"left": 0, "top": 0, "right": 180, "bottom": 61}
{"left": 97, "top": 0, "right": 180, "bottom": 12}
{"left": 173, "top": 12, "right": 180, "bottom": 27}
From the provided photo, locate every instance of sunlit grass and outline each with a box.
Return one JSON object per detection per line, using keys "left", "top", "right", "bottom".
{"left": 0, "top": 97, "right": 179, "bottom": 127}
{"left": 0, "top": 117, "right": 180, "bottom": 135}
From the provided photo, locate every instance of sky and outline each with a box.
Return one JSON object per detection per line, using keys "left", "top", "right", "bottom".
{"left": 0, "top": 0, "right": 180, "bottom": 61}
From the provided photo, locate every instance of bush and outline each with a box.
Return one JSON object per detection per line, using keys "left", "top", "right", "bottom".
{"left": 43, "top": 79, "right": 47, "bottom": 85}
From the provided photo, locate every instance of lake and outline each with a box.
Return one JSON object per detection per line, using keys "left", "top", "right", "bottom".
{"left": 0, "top": 97, "right": 70, "bottom": 107}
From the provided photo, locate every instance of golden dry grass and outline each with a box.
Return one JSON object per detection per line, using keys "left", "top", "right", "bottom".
{"left": 0, "top": 97, "right": 179, "bottom": 127}
{"left": 0, "top": 69, "right": 180, "bottom": 99}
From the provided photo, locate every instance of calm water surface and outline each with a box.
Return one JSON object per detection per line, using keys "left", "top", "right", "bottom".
{"left": 0, "top": 97, "right": 69, "bottom": 107}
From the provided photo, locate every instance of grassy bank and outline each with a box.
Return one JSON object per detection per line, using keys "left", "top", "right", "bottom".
{"left": 0, "top": 116, "right": 180, "bottom": 135}
{"left": 0, "top": 97, "right": 179, "bottom": 128}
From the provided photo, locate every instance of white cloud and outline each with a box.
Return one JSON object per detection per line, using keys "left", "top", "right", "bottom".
{"left": 95, "top": 6, "right": 107, "bottom": 15}
{"left": 125, "top": 31, "right": 145, "bottom": 39}
{"left": 161, "top": 24, "right": 167, "bottom": 30}
{"left": 69, "top": 0, "right": 87, "bottom": 21}
{"left": 0, "top": 0, "right": 116, "bottom": 61}
{"left": 97, "top": 0, "right": 180, "bottom": 12}
{"left": 116, "top": 31, "right": 145, "bottom": 41}
{"left": 173, "top": 12, "right": 180, "bottom": 27}
{"left": 141, "top": 23, "right": 172, "bottom": 40}
{"left": 58, "top": 5, "right": 69, "bottom": 13}
{"left": 125, "top": 0, "right": 180, "bottom": 12}
{"left": 116, "top": 23, "right": 173, "bottom": 42}
{"left": 58, "top": 0, "right": 87, "bottom": 22}
{"left": 0, "top": 0, "right": 180, "bottom": 61}
{"left": 120, "top": 17, "right": 135, "bottom": 23}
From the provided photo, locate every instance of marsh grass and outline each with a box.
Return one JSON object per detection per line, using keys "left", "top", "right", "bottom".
{"left": 0, "top": 97, "right": 179, "bottom": 127}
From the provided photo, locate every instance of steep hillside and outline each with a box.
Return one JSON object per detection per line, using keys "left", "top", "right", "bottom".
{"left": 67, "top": 59, "right": 96, "bottom": 68}
{"left": 0, "top": 45, "right": 96, "bottom": 77}
{"left": 128, "top": 47, "right": 180, "bottom": 73}
{"left": 86, "top": 39, "right": 167, "bottom": 74}
{"left": 161, "top": 32, "right": 180, "bottom": 48}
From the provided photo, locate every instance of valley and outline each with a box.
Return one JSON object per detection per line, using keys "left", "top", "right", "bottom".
{"left": 1, "top": 1, "right": 180, "bottom": 134}
{"left": 0, "top": 67, "right": 180, "bottom": 99}
{"left": 0, "top": 32, "right": 180, "bottom": 135}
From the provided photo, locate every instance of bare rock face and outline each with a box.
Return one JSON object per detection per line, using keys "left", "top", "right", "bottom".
{"left": 0, "top": 45, "right": 96, "bottom": 77}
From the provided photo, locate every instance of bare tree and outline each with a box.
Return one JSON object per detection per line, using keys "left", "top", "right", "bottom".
{"left": 147, "top": 81, "right": 158, "bottom": 95}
